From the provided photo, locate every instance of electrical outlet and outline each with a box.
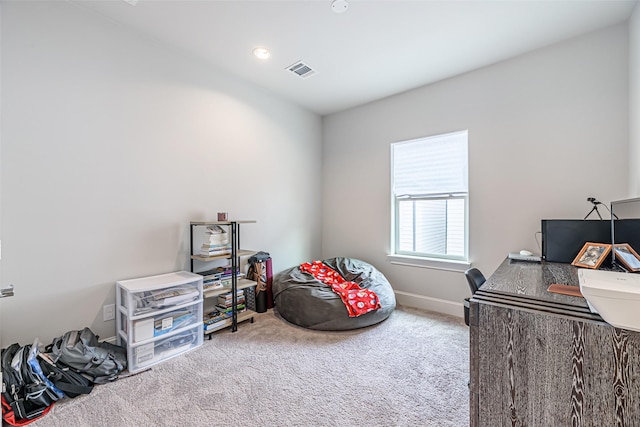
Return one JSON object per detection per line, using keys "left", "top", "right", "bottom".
{"left": 103, "top": 304, "right": 115, "bottom": 321}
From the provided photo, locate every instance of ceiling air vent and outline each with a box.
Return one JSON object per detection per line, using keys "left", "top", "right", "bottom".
{"left": 287, "top": 61, "right": 317, "bottom": 79}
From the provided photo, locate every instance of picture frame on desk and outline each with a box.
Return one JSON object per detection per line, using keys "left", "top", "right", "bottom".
{"left": 613, "top": 243, "right": 640, "bottom": 272}
{"left": 572, "top": 242, "right": 611, "bottom": 269}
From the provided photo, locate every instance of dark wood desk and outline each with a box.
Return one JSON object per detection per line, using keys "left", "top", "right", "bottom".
{"left": 469, "top": 259, "right": 640, "bottom": 426}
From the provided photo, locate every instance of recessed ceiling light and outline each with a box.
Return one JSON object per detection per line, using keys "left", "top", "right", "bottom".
{"left": 253, "top": 47, "right": 271, "bottom": 60}
{"left": 331, "top": 0, "right": 348, "bottom": 13}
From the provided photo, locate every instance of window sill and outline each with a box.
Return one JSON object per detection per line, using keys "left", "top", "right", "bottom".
{"left": 387, "top": 254, "right": 471, "bottom": 272}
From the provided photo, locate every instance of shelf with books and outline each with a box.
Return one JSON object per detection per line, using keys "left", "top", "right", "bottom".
{"left": 189, "top": 220, "right": 256, "bottom": 335}
{"left": 201, "top": 278, "right": 257, "bottom": 335}
{"left": 202, "top": 278, "right": 257, "bottom": 299}
{"left": 190, "top": 249, "right": 256, "bottom": 262}
{"left": 203, "top": 308, "right": 255, "bottom": 334}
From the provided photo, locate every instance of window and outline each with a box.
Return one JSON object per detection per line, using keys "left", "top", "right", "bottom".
{"left": 391, "top": 131, "right": 468, "bottom": 265}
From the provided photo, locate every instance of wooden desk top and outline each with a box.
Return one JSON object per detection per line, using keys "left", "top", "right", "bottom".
{"left": 472, "top": 258, "right": 602, "bottom": 321}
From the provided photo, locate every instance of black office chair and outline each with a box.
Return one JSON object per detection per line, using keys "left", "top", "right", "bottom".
{"left": 463, "top": 267, "right": 486, "bottom": 326}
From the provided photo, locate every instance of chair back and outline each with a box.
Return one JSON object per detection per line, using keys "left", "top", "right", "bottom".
{"left": 465, "top": 268, "right": 486, "bottom": 295}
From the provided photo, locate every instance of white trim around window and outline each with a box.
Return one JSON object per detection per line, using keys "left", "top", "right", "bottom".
{"left": 390, "top": 130, "right": 469, "bottom": 265}
{"left": 387, "top": 253, "right": 471, "bottom": 272}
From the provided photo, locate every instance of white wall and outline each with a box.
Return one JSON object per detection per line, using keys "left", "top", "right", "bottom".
{"left": 1, "top": 1, "right": 322, "bottom": 345}
{"left": 322, "top": 25, "right": 629, "bottom": 314}
{"left": 630, "top": 3, "right": 640, "bottom": 196}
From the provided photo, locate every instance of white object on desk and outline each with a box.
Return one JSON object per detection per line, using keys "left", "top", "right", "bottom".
{"left": 508, "top": 252, "right": 541, "bottom": 262}
{"left": 578, "top": 268, "right": 640, "bottom": 332}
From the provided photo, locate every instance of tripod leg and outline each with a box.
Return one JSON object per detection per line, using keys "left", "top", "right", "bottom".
{"left": 594, "top": 206, "right": 602, "bottom": 220}
{"left": 584, "top": 206, "right": 598, "bottom": 220}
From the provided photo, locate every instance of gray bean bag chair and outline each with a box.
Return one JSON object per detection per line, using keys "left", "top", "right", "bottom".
{"left": 273, "top": 257, "right": 396, "bottom": 330}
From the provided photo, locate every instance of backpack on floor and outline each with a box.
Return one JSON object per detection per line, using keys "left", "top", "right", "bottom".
{"left": 247, "top": 251, "right": 272, "bottom": 312}
{"left": 48, "top": 327, "right": 127, "bottom": 384}
{"left": 1, "top": 395, "right": 54, "bottom": 427}
{"left": 1, "top": 343, "right": 61, "bottom": 426}
{"left": 38, "top": 355, "right": 94, "bottom": 398}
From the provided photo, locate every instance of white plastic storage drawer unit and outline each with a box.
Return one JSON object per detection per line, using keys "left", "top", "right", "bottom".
{"left": 116, "top": 271, "right": 203, "bottom": 374}
{"left": 129, "top": 323, "right": 202, "bottom": 372}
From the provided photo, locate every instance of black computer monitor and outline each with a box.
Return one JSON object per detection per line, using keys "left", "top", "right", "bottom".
{"left": 542, "top": 211, "right": 640, "bottom": 265}
{"left": 541, "top": 219, "right": 610, "bottom": 263}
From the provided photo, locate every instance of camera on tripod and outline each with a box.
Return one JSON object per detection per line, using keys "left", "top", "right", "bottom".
{"left": 584, "top": 197, "right": 618, "bottom": 220}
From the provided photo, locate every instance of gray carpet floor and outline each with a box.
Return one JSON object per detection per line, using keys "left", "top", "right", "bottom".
{"left": 30, "top": 306, "right": 470, "bottom": 427}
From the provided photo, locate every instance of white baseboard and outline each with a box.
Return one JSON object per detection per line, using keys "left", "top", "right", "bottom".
{"left": 394, "top": 290, "right": 464, "bottom": 318}
{"left": 102, "top": 336, "right": 117, "bottom": 344}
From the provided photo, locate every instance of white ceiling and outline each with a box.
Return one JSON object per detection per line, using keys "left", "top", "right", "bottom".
{"left": 70, "top": 0, "right": 638, "bottom": 116}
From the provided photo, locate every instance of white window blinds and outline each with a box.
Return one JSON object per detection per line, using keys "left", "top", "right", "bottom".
{"left": 392, "top": 130, "right": 468, "bottom": 197}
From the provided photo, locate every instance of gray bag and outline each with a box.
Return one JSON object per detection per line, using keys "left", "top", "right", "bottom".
{"left": 49, "top": 327, "right": 127, "bottom": 384}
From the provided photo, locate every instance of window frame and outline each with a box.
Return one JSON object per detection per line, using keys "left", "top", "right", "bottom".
{"left": 389, "top": 131, "right": 470, "bottom": 271}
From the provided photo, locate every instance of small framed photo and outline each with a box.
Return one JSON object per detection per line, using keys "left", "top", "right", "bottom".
{"left": 572, "top": 242, "right": 612, "bottom": 269}
{"left": 613, "top": 243, "right": 640, "bottom": 272}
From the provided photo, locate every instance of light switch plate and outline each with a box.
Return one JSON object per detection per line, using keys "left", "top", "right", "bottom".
{"left": 103, "top": 304, "right": 115, "bottom": 321}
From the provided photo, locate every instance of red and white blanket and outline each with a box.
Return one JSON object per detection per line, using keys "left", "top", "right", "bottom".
{"left": 300, "top": 260, "right": 381, "bottom": 317}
